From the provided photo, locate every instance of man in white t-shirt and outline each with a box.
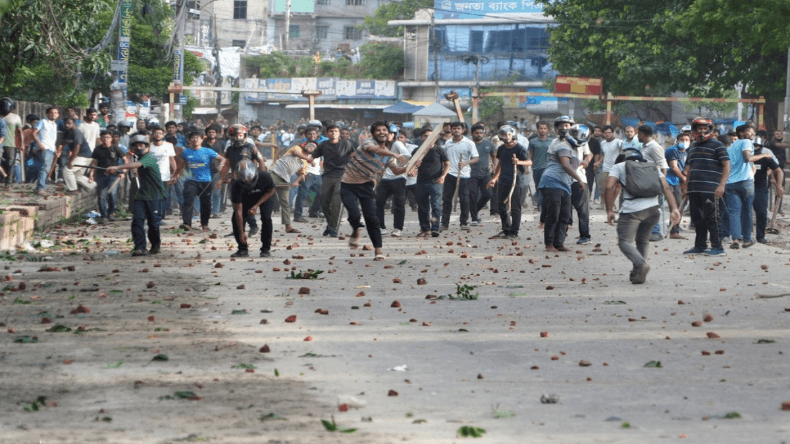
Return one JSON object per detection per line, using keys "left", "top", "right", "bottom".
{"left": 605, "top": 149, "right": 679, "bottom": 285}
{"left": 441, "top": 121, "right": 479, "bottom": 230}
{"left": 594, "top": 125, "right": 624, "bottom": 206}
{"left": 375, "top": 124, "right": 412, "bottom": 237}
{"left": 32, "top": 107, "right": 59, "bottom": 192}
{"left": 148, "top": 126, "right": 177, "bottom": 189}
{"left": 571, "top": 139, "right": 593, "bottom": 244}
{"left": 79, "top": 108, "right": 101, "bottom": 151}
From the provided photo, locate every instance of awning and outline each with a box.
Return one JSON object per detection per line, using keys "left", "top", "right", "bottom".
{"left": 284, "top": 104, "right": 391, "bottom": 109}
{"left": 412, "top": 102, "right": 458, "bottom": 117}
{"left": 383, "top": 100, "right": 425, "bottom": 114}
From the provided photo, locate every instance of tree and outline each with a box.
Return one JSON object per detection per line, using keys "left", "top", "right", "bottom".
{"left": 359, "top": 43, "right": 404, "bottom": 79}
{"left": 360, "top": 0, "right": 432, "bottom": 38}
{"left": 536, "top": 0, "right": 790, "bottom": 128}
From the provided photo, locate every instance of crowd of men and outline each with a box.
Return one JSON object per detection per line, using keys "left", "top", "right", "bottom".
{"left": 1, "top": 96, "right": 787, "bottom": 283}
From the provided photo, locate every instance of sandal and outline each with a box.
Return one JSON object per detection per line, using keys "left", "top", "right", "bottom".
{"left": 373, "top": 254, "right": 386, "bottom": 261}
{"left": 349, "top": 237, "right": 360, "bottom": 250}
{"left": 286, "top": 227, "right": 301, "bottom": 234}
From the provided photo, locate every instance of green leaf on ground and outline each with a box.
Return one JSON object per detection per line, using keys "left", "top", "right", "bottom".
{"left": 22, "top": 396, "right": 47, "bottom": 412}
{"left": 159, "top": 391, "right": 198, "bottom": 400}
{"left": 604, "top": 300, "right": 627, "bottom": 304}
{"left": 321, "top": 419, "right": 337, "bottom": 432}
{"left": 457, "top": 426, "right": 486, "bottom": 437}
{"left": 13, "top": 297, "right": 31, "bottom": 304}
{"left": 755, "top": 339, "right": 775, "bottom": 344}
{"left": 152, "top": 354, "right": 169, "bottom": 362}
{"left": 105, "top": 359, "right": 124, "bottom": 369}
{"left": 260, "top": 413, "right": 287, "bottom": 421}
{"left": 644, "top": 360, "right": 662, "bottom": 368}
{"left": 274, "top": 368, "right": 280, "bottom": 377}
{"left": 232, "top": 363, "right": 256, "bottom": 369}
{"left": 231, "top": 309, "right": 248, "bottom": 315}
{"left": 47, "top": 325, "right": 72, "bottom": 333}
{"left": 413, "top": 419, "right": 427, "bottom": 424}
{"left": 299, "top": 353, "right": 318, "bottom": 358}
{"left": 109, "top": 290, "right": 124, "bottom": 295}
{"left": 723, "top": 412, "right": 741, "bottom": 419}
{"left": 151, "top": 300, "right": 162, "bottom": 304}
{"left": 13, "top": 336, "right": 38, "bottom": 343}
{"left": 509, "top": 292, "right": 527, "bottom": 297}
{"left": 621, "top": 422, "right": 631, "bottom": 428}
{"left": 458, "top": 329, "right": 469, "bottom": 332}
{"left": 492, "top": 407, "right": 514, "bottom": 418}
{"left": 398, "top": 260, "right": 407, "bottom": 265}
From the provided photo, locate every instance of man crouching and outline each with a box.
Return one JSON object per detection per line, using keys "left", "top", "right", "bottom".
{"left": 230, "top": 159, "right": 276, "bottom": 258}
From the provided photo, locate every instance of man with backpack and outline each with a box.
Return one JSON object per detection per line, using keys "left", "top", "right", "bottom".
{"left": 605, "top": 148, "right": 680, "bottom": 284}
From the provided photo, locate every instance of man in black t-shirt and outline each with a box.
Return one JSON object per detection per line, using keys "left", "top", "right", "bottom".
{"left": 587, "top": 125, "right": 602, "bottom": 200}
{"left": 753, "top": 138, "right": 785, "bottom": 243}
{"left": 310, "top": 123, "right": 354, "bottom": 237}
{"left": 229, "top": 160, "right": 276, "bottom": 258}
{"left": 487, "top": 125, "right": 531, "bottom": 239}
{"left": 89, "top": 131, "right": 127, "bottom": 223}
{"left": 766, "top": 130, "right": 789, "bottom": 214}
{"left": 411, "top": 127, "right": 449, "bottom": 237}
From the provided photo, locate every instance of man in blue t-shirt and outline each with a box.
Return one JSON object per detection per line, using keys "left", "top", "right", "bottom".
{"left": 722, "top": 124, "right": 772, "bottom": 249}
{"left": 173, "top": 131, "right": 226, "bottom": 231}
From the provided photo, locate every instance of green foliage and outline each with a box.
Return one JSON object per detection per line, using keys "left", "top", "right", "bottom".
{"left": 457, "top": 426, "right": 486, "bottom": 438}
{"left": 321, "top": 417, "right": 357, "bottom": 433}
{"left": 682, "top": 89, "right": 738, "bottom": 118}
{"left": 360, "top": 0, "right": 432, "bottom": 37}
{"left": 245, "top": 52, "right": 297, "bottom": 78}
{"left": 537, "top": 0, "right": 790, "bottom": 101}
{"left": 359, "top": 43, "right": 404, "bottom": 79}
{"left": 479, "top": 88, "right": 504, "bottom": 122}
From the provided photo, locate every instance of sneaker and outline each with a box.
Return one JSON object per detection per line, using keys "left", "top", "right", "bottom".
{"left": 328, "top": 230, "right": 338, "bottom": 237}
{"left": 506, "top": 233, "right": 519, "bottom": 239}
{"left": 231, "top": 250, "right": 249, "bottom": 258}
{"left": 757, "top": 238, "right": 768, "bottom": 244}
{"left": 391, "top": 229, "right": 402, "bottom": 237}
{"left": 108, "top": 215, "right": 116, "bottom": 222}
{"left": 720, "top": 236, "right": 732, "bottom": 245}
{"left": 248, "top": 226, "right": 259, "bottom": 237}
{"left": 576, "top": 237, "right": 591, "bottom": 245}
{"left": 649, "top": 233, "right": 663, "bottom": 242}
{"left": 149, "top": 245, "right": 160, "bottom": 255}
{"left": 742, "top": 239, "right": 755, "bottom": 248}
{"left": 460, "top": 224, "right": 470, "bottom": 231}
{"left": 323, "top": 226, "right": 331, "bottom": 236}
{"left": 293, "top": 217, "right": 308, "bottom": 223}
{"left": 131, "top": 249, "right": 149, "bottom": 257}
{"left": 489, "top": 231, "right": 508, "bottom": 239}
{"left": 98, "top": 217, "right": 107, "bottom": 225}
{"left": 210, "top": 213, "right": 221, "bottom": 219}
{"left": 470, "top": 220, "right": 479, "bottom": 227}
{"left": 683, "top": 247, "right": 707, "bottom": 255}
{"left": 431, "top": 231, "right": 440, "bottom": 237}
{"left": 729, "top": 241, "right": 740, "bottom": 249}
{"left": 380, "top": 228, "right": 389, "bottom": 236}
{"left": 260, "top": 250, "right": 271, "bottom": 257}
{"left": 704, "top": 247, "right": 727, "bottom": 257}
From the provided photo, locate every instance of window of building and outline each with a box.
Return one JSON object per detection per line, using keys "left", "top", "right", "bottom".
{"left": 344, "top": 26, "right": 362, "bottom": 40}
{"left": 231, "top": 39, "right": 246, "bottom": 48}
{"left": 316, "top": 26, "right": 329, "bottom": 39}
{"left": 316, "top": 0, "right": 330, "bottom": 5}
{"left": 345, "top": 0, "right": 364, "bottom": 5}
{"left": 233, "top": 0, "right": 247, "bottom": 19}
{"left": 290, "top": 24, "right": 300, "bottom": 38}
{"left": 469, "top": 30, "right": 484, "bottom": 52}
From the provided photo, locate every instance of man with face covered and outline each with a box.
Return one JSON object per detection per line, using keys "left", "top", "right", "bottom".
{"left": 218, "top": 124, "right": 265, "bottom": 235}
{"left": 664, "top": 132, "right": 692, "bottom": 238}
{"left": 230, "top": 160, "right": 276, "bottom": 258}
{"left": 106, "top": 135, "right": 167, "bottom": 256}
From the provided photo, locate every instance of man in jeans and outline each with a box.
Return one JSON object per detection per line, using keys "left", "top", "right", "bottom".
{"left": 31, "top": 107, "right": 59, "bottom": 194}
{"left": 723, "top": 124, "right": 770, "bottom": 249}
{"left": 606, "top": 149, "right": 680, "bottom": 284}
{"left": 310, "top": 123, "right": 354, "bottom": 237}
{"left": 89, "top": 131, "right": 126, "bottom": 223}
{"left": 376, "top": 124, "right": 412, "bottom": 237}
{"left": 528, "top": 121, "right": 551, "bottom": 220}
{"left": 412, "top": 127, "right": 449, "bottom": 237}
{"left": 293, "top": 126, "right": 322, "bottom": 222}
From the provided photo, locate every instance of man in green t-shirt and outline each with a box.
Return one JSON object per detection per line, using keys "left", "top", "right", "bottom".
{"left": 107, "top": 135, "right": 167, "bottom": 256}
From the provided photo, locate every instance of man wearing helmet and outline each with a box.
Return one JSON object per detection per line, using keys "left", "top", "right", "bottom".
{"left": 219, "top": 124, "right": 266, "bottom": 235}
{"left": 229, "top": 159, "right": 276, "bottom": 258}
{"left": 681, "top": 117, "right": 731, "bottom": 256}
{"left": 605, "top": 148, "right": 680, "bottom": 284}
{"left": 106, "top": 135, "right": 167, "bottom": 256}
{"left": 487, "top": 124, "right": 531, "bottom": 239}
{"left": 536, "top": 123, "right": 587, "bottom": 250}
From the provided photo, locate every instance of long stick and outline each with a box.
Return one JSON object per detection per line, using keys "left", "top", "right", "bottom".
{"left": 503, "top": 162, "right": 517, "bottom": 227}
{"left": 106, "top": 175, "right": 123, "bottom": 194}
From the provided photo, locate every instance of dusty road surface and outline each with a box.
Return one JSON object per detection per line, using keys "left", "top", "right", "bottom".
{"left": 1, "top": 206, "right": 789, "bottom": 443}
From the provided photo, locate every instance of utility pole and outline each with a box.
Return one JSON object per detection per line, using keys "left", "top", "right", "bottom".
{"left": 172, "top": 0, "right": 186, "bottom": 122}
{"left": 113, "top": 0, "right": 133, "bottom": 124}
{"left": 284, "top": 0, "right": 291, "bottom": 51}
{"left": 431, "top": 10, "right": 439, "bottom": 102}
{"left": 213, "top": 13, "right": 222, "bottom": 121}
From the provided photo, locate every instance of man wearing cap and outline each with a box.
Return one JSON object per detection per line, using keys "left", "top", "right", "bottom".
{"left": 106, "top": 135, "right": 167, "bottom": 256}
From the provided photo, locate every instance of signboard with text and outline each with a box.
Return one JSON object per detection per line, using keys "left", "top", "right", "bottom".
{"left": 243, "top": 78, "right": 397, "bottom": 102}
{"left": 434, "top": 0, "right": 543, "bottom": 19}
{"left": 554, "top": 76, "right": 603, "bottom": 95}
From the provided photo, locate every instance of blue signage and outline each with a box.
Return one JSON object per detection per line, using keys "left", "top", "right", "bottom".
{"left": 435, "top": 0, "right": 543, "bottom": 19}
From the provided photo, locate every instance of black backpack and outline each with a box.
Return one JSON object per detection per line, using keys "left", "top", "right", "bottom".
{"left": 621, "top": 160, "right": 662, "bottom": 199}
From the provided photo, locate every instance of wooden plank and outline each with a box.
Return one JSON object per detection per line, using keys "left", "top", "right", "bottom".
{"left": 405, "top": 127, "right": 445, "bottom": 175}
